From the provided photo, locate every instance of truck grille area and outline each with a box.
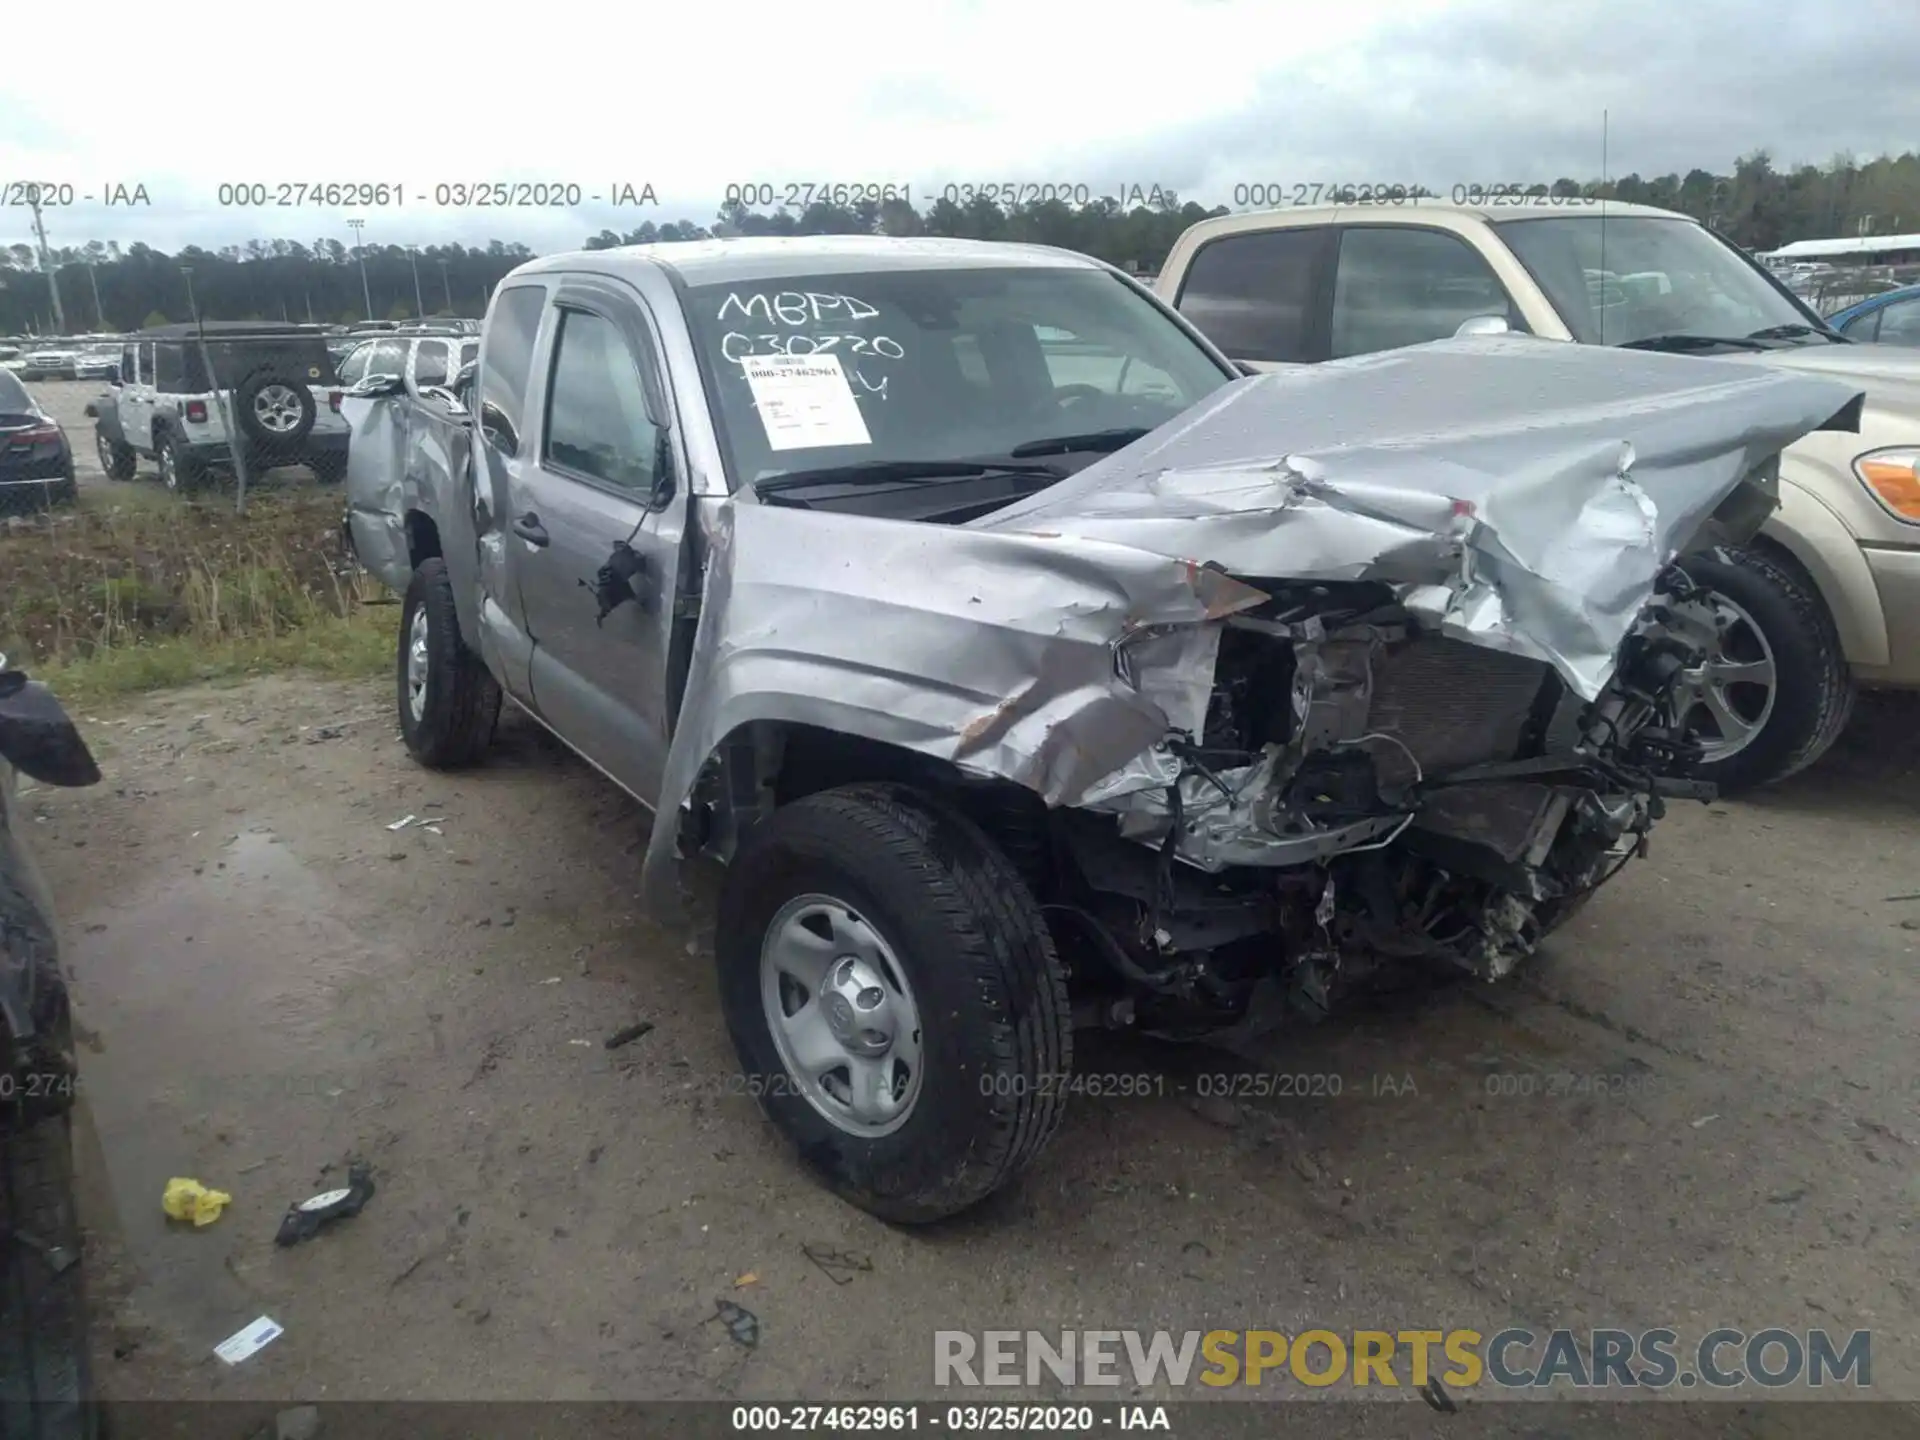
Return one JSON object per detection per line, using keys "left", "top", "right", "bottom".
{"left": 1363, "top": 639, "right": 1552, "bottom": 785}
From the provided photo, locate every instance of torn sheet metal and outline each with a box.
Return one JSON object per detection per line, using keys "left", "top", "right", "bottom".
{"left": 976, "top": 336, "right": 1864, "bottom": 699}
{"left": 340, "top": 393, "right": 412, "bottom": 593}
{"left": 638, "top": 502, "right": 1276, "bottom": 907}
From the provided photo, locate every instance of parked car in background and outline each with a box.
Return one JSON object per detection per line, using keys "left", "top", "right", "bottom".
{"left": 343, "top": 235, "right": 1857, "bottom": 1223}
{"left": 338, "top": 331, "right": 478, "bottom": 395}
{"left": 17, "top": 350, "right": 80, "bottom": 382}
{"left": 71, "top": 350, "right": 119, "bottom": 381}
{"left": 1155, "top": 198, "right": 1920, "bottom": 791}
{"left": 0, "top": 370, "right": 77, "bottom": 514}
{"left": 92, "top": 322, "right": 348, "bottom": 491}
{"left": 1827, "top": 284, "right": 1920, "bottom": 345}
{"left": 0, "top": 656, "right": 103, "bottom": 1436}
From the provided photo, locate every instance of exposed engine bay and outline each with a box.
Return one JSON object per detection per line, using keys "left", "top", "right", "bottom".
{"left": 1032, "top": 568, "right": 1722, "bottom": 1039}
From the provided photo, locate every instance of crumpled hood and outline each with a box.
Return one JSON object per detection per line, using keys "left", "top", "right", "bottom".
{"left": 638, "top": 335, "right": 1861, "bottom": 917}
{"left": 973, "top": 335, "right": 1864, "bottom": 698}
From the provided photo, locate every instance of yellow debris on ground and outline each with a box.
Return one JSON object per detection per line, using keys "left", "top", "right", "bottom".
{"left": 162, "top": 1177, "right": 232, "bottom": 1226}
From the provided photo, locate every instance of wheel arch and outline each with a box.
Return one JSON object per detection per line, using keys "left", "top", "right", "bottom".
{"left": 1756, "top": 478, "right": 1889, "bottom": 668}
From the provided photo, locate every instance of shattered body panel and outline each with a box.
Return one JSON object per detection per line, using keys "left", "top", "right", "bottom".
{"left": 639, "top": 338, "right": 1861, "bottom": 923}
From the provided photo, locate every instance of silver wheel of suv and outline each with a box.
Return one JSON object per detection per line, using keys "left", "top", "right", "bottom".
{"left": 405, "top": 607, "right": 431, "bottom": 722}
{"left": 760, "top": 893, "right": 924, "bottom": 1138}
{"left": 157, "top": 441, "right": 177, "bottom": 492}
{"left": 253, "top": 383, "right": 305, "bottom": 434}
{"left": 1669, "top": 590, "right": 1778, "bottom": 763}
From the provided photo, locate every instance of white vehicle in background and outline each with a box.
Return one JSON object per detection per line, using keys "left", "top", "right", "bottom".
{"left": 18, "top": 349, "right": 80, "bottom": 381}
{"left": 1155, "top": 198, "right": 1920, "bottom": 792}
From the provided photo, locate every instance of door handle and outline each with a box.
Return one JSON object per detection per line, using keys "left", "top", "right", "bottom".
{"left": 511, "top": 512, "right": 549, "bottom": 547}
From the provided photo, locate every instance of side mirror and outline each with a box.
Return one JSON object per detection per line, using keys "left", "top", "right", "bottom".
{"left": 350, "top": 372, "right": 409, "bottom": 399}
{"left": 0, "top": 670, "right": 102, "bottom": 789}
{"left": 1455, "top": 315, "right": 1511, "bottom": 338}
{"left": 648, "top": 430, "right": 677, "bottom": 511}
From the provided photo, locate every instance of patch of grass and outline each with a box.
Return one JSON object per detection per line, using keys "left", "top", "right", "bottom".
{"left": 33, "top": 607, "right": 397, "bottom": 708}
{"left": 1, "top": 488, "right": 397, "bottom": 699}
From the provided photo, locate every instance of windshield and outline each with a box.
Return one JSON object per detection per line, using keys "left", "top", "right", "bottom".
{"left": 0, "top": 371, "right": 32, "bottom": 411}
{"left": 682, "top": 267, "right": 1233, "bottom": 491}
{"left": 1496, "top": 216, "right": 1825, "bottom": 347}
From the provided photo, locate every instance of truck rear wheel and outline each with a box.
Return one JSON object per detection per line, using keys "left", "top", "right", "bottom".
{"left": 397, "top": 557, "right": 500, "bottom": 769}
{"left": 715, "top": 784, "right": 1071, "bottom": 1223}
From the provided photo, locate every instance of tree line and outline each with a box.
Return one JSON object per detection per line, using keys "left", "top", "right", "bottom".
{"left": 3, "top": 149, "right": 1915, "bottom": 336}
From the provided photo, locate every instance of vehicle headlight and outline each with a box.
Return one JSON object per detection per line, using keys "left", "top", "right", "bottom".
{"left": 1854, "top": 447, "right": 1920, "bottom": 523}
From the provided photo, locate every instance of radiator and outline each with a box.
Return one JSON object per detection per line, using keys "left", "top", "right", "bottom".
{"left": 1363, "top": 639, "right": 1551, "bottom": 784}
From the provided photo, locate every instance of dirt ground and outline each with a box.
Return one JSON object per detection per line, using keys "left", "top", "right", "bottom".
{"left": 15, "top": 655, "right": 1914, "bottom": 1435}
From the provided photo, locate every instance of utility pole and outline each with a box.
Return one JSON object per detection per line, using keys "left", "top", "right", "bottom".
{"left": 346, "top": 218, "right": 373, "bottom": 319}
{"left": 407, "top": 245, "right": 425, "bottom": 318}
{"left": 87, "top": 262, "right": 105, "bottom": 330}
{"left": 437, "top": 258, "right": 453, "bottom": 313}
{"left": 25, "top": 186, "right": 69, "bottom": 334}
{"left": 184, "top": 265, "right": 254, "bottom": 515}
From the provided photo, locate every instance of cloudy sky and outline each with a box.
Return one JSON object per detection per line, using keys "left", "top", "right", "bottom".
{"left": 4, "top": 0, "right": 1917, "bottom": 256}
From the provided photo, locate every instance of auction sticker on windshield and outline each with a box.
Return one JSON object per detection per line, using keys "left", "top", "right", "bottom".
{"left": 741, "top": 354, "right": 872, "bottom": 450}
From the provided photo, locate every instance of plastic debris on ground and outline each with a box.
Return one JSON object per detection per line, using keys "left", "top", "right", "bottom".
{"left": 215, "top": 1315, "right": 284, "bottom": 1365}
{"left": 604, "top": 1021, "right": 653, "bottom": 1050}
{"left": 162, "top": 1177, "right": 233, "bottom": 1226}
{"left": 714, "top": 1298, "right": 760, "bottom": 1348}
{"left": 274, "top": 1161, "right": 376, "bottom": 1247}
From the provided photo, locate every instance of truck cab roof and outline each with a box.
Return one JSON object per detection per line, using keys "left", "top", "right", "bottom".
{"left": 507, "top": 235, "right": 1117, "bottom": 288}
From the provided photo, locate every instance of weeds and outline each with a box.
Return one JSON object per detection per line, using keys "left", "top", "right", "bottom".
{"left": 0, "top": 490, "right": 395, "bottom": 700}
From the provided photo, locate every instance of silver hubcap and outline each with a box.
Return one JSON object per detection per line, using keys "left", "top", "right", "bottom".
{"left": 760, "top": 894, "right": 923, "bottom": 1137}
{"left": 255, "top": 384, "right": 304, "bottom": 433}
{"left": 96, "top": 433, "right": 111, "bottom": 469}
{"left": 159, "top": 445, "right": 176, "bottom": 490}
{"left": 1667, "top": 591, "right": 1778, "bottom": 761}
{"left": 406, "top": 607, "right": 430, "bottom": 722}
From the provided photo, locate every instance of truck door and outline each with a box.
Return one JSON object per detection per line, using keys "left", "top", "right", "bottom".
{"left": 500, "top": 278, "right": 686, "bottom": 808}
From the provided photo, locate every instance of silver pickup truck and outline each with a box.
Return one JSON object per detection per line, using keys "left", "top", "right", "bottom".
{"left": 343, "top": 236, "right": 1859, "bottom": 1222}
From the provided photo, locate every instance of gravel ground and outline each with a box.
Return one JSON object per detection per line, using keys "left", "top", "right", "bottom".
{"left": 17, "top": 665, "right": 1916, "bottom": 1437}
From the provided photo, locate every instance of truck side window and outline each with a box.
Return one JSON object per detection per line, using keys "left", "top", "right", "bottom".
{"left": 478, "top": 285, "right": 548, "bottom": 457}
{"left": 542, "top": 309, "right": 659, "bottom": 496}
{"left": 1331, "top": 228, "right": 1517, "bottom": 359}
{"left": 415, "top": 340, "right": 450, "bottom": 387}
{"left": 338, "top": 344, "right": 371, "bottom": 385}
{"left": 1174, "top": 229, "right": 1323, "bottom": 362}
{"left": 120, "top": 346, "right": 136, "bottom": 383}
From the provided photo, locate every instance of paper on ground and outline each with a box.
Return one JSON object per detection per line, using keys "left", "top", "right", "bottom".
{"left": 215, "top": 1315, "right": 284, "bottom": 1364}
{"left": 741, "top": 354, "right": 871, "bottom": 451}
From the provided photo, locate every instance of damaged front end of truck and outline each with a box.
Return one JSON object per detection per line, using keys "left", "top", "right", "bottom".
{"left": 639, "top": 338, "right": 1861, "bottom": 1036}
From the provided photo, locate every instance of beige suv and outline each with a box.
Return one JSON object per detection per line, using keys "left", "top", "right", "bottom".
{"left": 1154, "top": 199, "right": 1920, "bottom": 790}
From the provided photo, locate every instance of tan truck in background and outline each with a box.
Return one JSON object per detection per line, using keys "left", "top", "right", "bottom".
{"left": 1155, "top": 198, "right": 1920, "bottom": 790}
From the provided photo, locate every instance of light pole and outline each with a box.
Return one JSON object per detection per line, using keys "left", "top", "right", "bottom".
{"left": 437, "top": 258, "right": 453, "bottom": 313}
{"left": 25, "top": 186, "right": 68, "bottom": 333}
{"left": 87, "top": 262, "right": 105, "bottom": 330}
{"left": 346, "top": 218, "right": 373, "bottom": 319}
{"left": 407, "top": 245, "right": 425, "bottom": 318}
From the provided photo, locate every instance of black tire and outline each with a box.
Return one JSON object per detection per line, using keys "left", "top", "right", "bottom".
{"left": 397, "top": 557, "right": 500, "bottom": 769}
{"left": 93, "top": 430, "right": 134, "bottom": 482}
{"left": 1, "top": 1008, "right": 99, "bottom": 1439}
{"left": 716, "top": 784, "right": 1071, "bottom": 1223}
{"left": 154, "top": 434, "right": 207, "bottom": 496}
{"left": 309, "top": 453, "right": 347, "bottom": 484}
{"left": 232, "top": 371, "right": 316, "bottom": 449}
{"left": 1675, "top": 548, "right": 1854, "bottom": 793}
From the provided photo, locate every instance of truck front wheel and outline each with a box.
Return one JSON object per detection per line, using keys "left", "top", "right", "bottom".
{"left": 397, "top": 557, "right": 500, "bottom": 769}
{"left": 715, "top": 784, "right": 1072, "bottom": 1223}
